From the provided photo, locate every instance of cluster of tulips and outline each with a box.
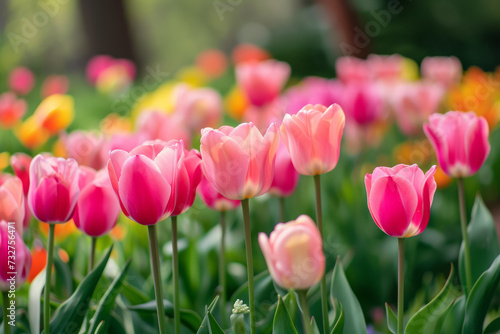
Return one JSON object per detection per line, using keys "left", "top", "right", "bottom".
{"left": 0, "top": 49, "right": 498, "bottom": 334}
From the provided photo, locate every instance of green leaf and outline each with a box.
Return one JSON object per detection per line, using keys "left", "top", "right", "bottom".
{"left": 42, "top": 245, "right": 114, "bottom": 334}
{"left": 88, "top": 260, "right": 131, "bottom": 334}
{"left": 330, "top": 257, "right": 367, "bottom": 334}
{"left": 272, "top": 295, "right": 298, "bottom": 334}
{"left": 230, "top": 270, "right": 276, "bottom": 313}
{"left": 283, "top": 292, "right": 297, "bottom": 325}
{"left": 330, "top": 299, "right": 344, "bottom": 334}
{"left": 405, "top": 265, "right": 458, "bottom": 334}
{"left": 128, "top": 299, "right": 202, "bottom": 332}
{"left": 441, "top": 296, "right": 465, "bottom": 334}
{"left": 385, "top": 303, "right": 397, "bottom": 334}
{"left": 95, "top": 321, "right": 106, "bottom": 334}
{"left": 28, "top": 270, "right": 45, "bottom": 334}
{"left": 459, "top": 195, "right": 499, "bottom": 292}
{"left": 207, "top": 313, "right": 225, "bottom": 334}
{"left": 311, "top": 317, "right": 321, "bottom": 334}
{"left": 463, "top": 254, "right": 500, "bottom": 333}
{"left": 120, "top": 281, "right": 150, "bottom": 305}
{"left": 53, "top": 250, "right": 73, "bottom": 299}
{"left": 483, "top": 317, "right": 500, "bottom": 333}
{"left": 197, "top": 296, "right": 221, "bottom": 334}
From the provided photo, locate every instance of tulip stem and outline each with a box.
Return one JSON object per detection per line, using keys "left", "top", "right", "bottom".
{"left": 297, "top": 290, "right": 313, "bottom": 334}
{"left": 2, "top": 291, "right": 11, "bottom": 334}
{"left": 241, "top": 199, "right": 256, "bottom": 334}
{"left": 147, "top": 225, "right": 166, "bottom": 334}
{"left": 458, "top": 178, "right": 472, "bottom": 294}
{"left": 397, "top": 238, "right": 405, "bottom": 334}
{"left": 313, "top": 174, "right": 329, "bottom": 334}
{"left": 278, "top": 197, "right": 286, "bottom": 222}
{"left": 44, "top": 224, "right": 55, "bottom": 334}
{"left": 89, "top": 237, "right": 97, "bottom": 273}
{"left": 219, "top": 211, "right": 228, "bottom": 328}
{"left": 171, "top": 216, "right": 181, "bottom": 334}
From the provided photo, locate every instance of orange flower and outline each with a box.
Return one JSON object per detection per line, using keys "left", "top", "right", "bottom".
{"left": 232, "top": 44, "right": 270, "bottom": 64}
{"left": 434, "top": 165, "right": 452, "bottom": 189}
{"left": 28, "top": 245, "right": 47, "bottom": 283}
{"left": 224, "top": 86, "right": 248, "bottom": 120}
{"left": 100, "top": 113, "right": 132, "bottom": 136}
{"left": 33, "top": 94, "right": 74, "bottom": 135}
{"left": 196, "top": 49, "right": 228, "bottom": 79}
{"left": 39, "top": 219, "right": 79, "bottom": 241}
{"left": 15, "top": 116, "right": 50, "bottom": 149}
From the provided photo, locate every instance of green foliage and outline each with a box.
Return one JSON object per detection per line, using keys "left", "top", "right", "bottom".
{"left": 272, "top": 295, "right": 298, "bottom": 334}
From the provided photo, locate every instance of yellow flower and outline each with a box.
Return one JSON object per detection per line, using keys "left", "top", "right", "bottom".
{"left": 225, "top": 86, "right": 248, "bottom": 120}
{"left": 15, "top": 116, "right": 50, "bottom": 149}
{"left": 130, "top": 82, "right": 178, "bottom": 120}
{"left": 176, "top": 66, "right": 207, "bottom": 87}
{"left": 0, "top": 152, "right": 10, "bottom": 171}
{"left": 100, "top": 113, "right": 132, "bottom": 136}
{"left": 33, "top": 94, "right": 74, "bottom": 134}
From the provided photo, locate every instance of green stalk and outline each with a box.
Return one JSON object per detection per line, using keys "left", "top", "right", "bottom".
{"left": 458, "top": 178, "right": 472, "bottom": 294}
{"left": 313, "top": 174, "right": 329, "bottom": 334}
{"left": 44, "top": 224, "right": 55, "bottom": 333}
{"left": 171, "top": 216, "right": 181, "bottom": 334}
{"left": 89, "top": 236, "right": 97, "bottom": 273}
{"left": 147, "top": 225, "right": 166, "bottom": 334}
{"left": 297, "top": 290, "right": 313, "bottom": 334}
{"left": 397, "top": 238, "right": 405, "bottom": 334}
{"left": 241, "top": 199, "right": 256, "bottom": 334}
{"left": 219, "top": 211, "right": 228, "bottom": 328}
{"left": 2, "top": 291, "right": 11, "bottom": 334}
{"left": 278, "top": 197, "right": 286, "bottom": 222}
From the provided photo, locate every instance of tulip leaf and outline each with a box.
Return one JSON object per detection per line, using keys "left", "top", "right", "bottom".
{"left": 120, "top": 281, "right": 150, "bottom": 304}
{"left": 330, "top": 256, "right": 367, "bottom": 334}
{"left": 207, "top": 313, "right": 225, "bottom": 334}
{"left": 273, "top": 295, "right": 298, "bottom": 334}
{"left": 283, "top": 291, "right": 298, "bottom": 324}
{"left": 459, "top": 195, "right": 499, "bottom": 293}
{"left": 385, "top": 303, "right": 397, "bottom": 334}
{"left": 405, "top": 265, "right": 457, "bottom": 334}
{"left": 230, "top": 270, "right": 276, "bottom": 313}
{"left": 311, "top": 317, "right": 321, "bottom": 334}
{"left": 483, "top": 317, "right": 500, "bottom": 333}
{"left": 53, "top": 250, "right": 73, "bottom": 299}
{"left": 88, "top": 260, "right": 131, "bottom": 334}
{"left": 42, "top": 245, "right": 113, "bottom": 334}
{"left": 128, "top": 299, "right": 202, "bottom": 332}
{"left": 330, "top": 299, "right": 344, "bottom": 334}
{"left": 28, "top": 270, "right": 45, "bottom": 334}
{"left": 441, "top": 295, "right": 465, "bottom": 334}
{"left": 95, "top": 321, "right": 106, "bottom": 334}
{"left": 463, "top": 254, "right": 500, "bottom": 333}
{"left": 197, "top": 296, "right": 221, "bottom": 334}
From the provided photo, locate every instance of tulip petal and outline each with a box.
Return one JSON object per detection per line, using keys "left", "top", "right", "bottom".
{"left": 466, "top": 117, "right": 490, "bottom": 175}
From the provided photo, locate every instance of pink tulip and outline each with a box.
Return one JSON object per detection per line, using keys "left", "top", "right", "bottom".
{"left": 0, "top": 220, "right": 31, "bottom": 291}
{"left": 280, "top": 104, "right": 345, "bottom": 176}
{"left": 236, "top": 60, "right": 290, "bottom": 107}
{"left": 8, "top": 67, "right": 35, "bottom": 95}
{"left": 73, "top": 167, "right": 120, "bottom": 237}
{"left": 197, "top": 174, "right": 240, "bottom": 211}
{"left": 0, "top": 92, "right": 27, "bottom": 128}
{"left": 108, "top": 131, "right": 149, "bottom": 153}
{"left": 343, "top": 83, "right": 384, "bottom": 126}
{"left": 421, "top": 56, "right": 462, "bottom": 88}
{"left": 62, "top": 131, "right": 107, "bottom": 169}
{"left": 269, "top": 142, "right": 299, "bottom": 197}
{"left": 367, "top": 54, "right": 404, "bottom": 81}
{"left": 258, "top": 215, "right": 325, "bottom": 290}
{"left": 171, "top": 148, "right": 202, "bottom": 216}
{"left": 10, "top": 153, "right": 32, "bottom": 196}
{"left": 175, "top": 86, "right": 223, "bottom": 133}
{"left": 424, "top": 111, "right": 490, "bottom": 177}
{"left": 200, "top": 122, "right": 280, "bottom": 200}
{"left": 335, "top": 57, "right": 370, "bottom": 84}
{"left": 28, "top": 155, "right": 80, "bottom": 223}
{"left": 390, "top": 82, "right": 445, "bottom": 135}
{"left": 108, "top": 140, "right": 184, "bottom": 225}
{"left": 41, "top": 75, "right": 70, "bottom": 98}
{"left": 365, "top": 164, "right": 437, "bottom": 238}
{"left": 0, "top": 174, "right": 25, "bottom": 233}
{"left": 86, "top": 55, "right": 135, "bottom": 84}
{"left": 136, "top": 110, "right": 191, "bottom": 148}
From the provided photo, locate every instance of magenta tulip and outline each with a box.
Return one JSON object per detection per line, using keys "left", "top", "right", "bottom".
{"left": 74, "top": 168, "right": 120, "bottom": 237}
{"left": 108, "top": 140, "right": 184, "bottom": 225}
{"left": 269, "top": 142, "right": 299, "bottom": 197}
{"left": 200, "top": 122, "right": 279, "bottom": 200}
{"left": 10, "top": 153, "right": 32, "bottom": 195}
{"left": 0, "top": 174, "right": 25, "bottom": 234}
{"left": 8, "top": 67, "right": 35, "bottom": 95}
{"left": 197, "top": 174, "right": 240, "bottom": 211}
{"left": 365, "top": 164, "right": 437, "bottom": 238}
{"left": 171, "top": 148, "right": 202, "bottom": 216}
{"left": 342, "top": 83, "right": 384, "bottom": 126}
{"left": 424, "top": 111, "right": 490, "bottom": 178}
{"left": 28, "top": 155, "right": 80, "bottom": 224}
{"left": 258, "top": 215, "right": 325, "bottom": 290}
{"left": 236, "top": 60, "right": 290, "bottom": 107}
{"left": 280, "top": 104, "right": 345, "bottom": 176}
{"left": 0, "top": 220, "right": 31, "bottom": 291}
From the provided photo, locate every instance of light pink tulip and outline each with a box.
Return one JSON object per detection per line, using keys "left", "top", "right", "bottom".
{"left": 390, "top": 82, "right": 445, "bottom": 135}
{"left": 108, "top": 140, "right": 184, "bottom": 225}
{"left": 258, "top": 215, "right": 325, "bottom": 290}
{"left": 8, "top": 67, "right": 35, "bottom": 95}
{"left": 62, "top": 131, "right": 107, "bottom": 170}
{"left": 0, "top": 220, "right": 31, "bottom": 291}
{"left": 28, "top": 155, "right": 80, "bottom": 224}
{"left": 365, "top": 164, "right": 437, "bottom": 238}
{"left": 421, "top": 56, "right": 462, "bottom": 88}
{"left": 0, "top": 92, "right": 27, "bottom": 128}
{"left": 343, "top": 83, "right": 384, "bottom": 126}
{"left": 236, "top": 60, "right": 290, "bottom": 107}
{"left": 280, "top": 104, "right": 345, "bottom": 176}
{"left": 41, "top": 75, "right": 70, "bottom": 98}
{"left": 86, "top": 55, "right": 135, "bottom": 84}
{"left": 197, "top": 174, "right": 240, "bottom": 211}
{"left": 269, "top": 142, "right": 299, "bottom": 197}
{"left": 108, "top": 131, "right": 149, "bottom": 153}
{"left": 424, "top": 111, "right": 490, "bottom": 177}
{"left": 74, "top": 167, "right": 120, "bottom": 237}
{"left": 136, "top": 110, "right": 191, "bottom": 148}
{"left": 335, "top": 57, "right": 370, "bottom": 84}
{"left": 175, "top": 86, "right": 223, "bottom": 133}
{"left": 200, "top": 122, "right": 280, "bottom": 200}
{"left": 171, "top": 148, "right": 202, "bottom": 216}
{"left": 0, "top": 174, "right": 25, "bottom": 233}
{"left": 367, "top": 54, "right": 404, "bottom": 81}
